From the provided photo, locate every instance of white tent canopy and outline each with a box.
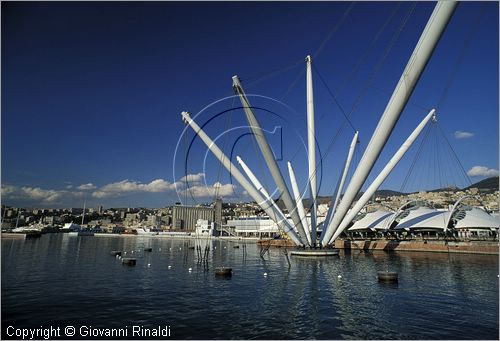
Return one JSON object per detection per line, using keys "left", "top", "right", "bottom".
{"left": 348, "top": 210, "right": 394, "bottom": 231}
{"left": 454, "top": 207, "right": 499, "bottom": 230}
{"left": 394, "top": 207, "right": 448, "bottom": 231}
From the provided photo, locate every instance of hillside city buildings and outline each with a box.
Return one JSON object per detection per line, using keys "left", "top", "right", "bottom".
{"left": 2, "top": 184, "right": 497, "bottom": 236}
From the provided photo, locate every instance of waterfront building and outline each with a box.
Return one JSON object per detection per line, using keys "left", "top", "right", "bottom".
{"left": 226, "top": 214, "right": 328, "bottom": 238}
{"left": 454, "top": 206, "right": 499, "bottom": 238}
{"left": 344, "top": 198, "right": 499, "bottom": 240}
{"left": 226, "top": 216, "right": 278, "bottom": 238}
{"left": 214, "top": 198, "right": 223, "bottom": 230}
{"left": 70, "top": 208, "right": 84, "bottom": 215}
{"left": 146, "top": 214, "right": 161, "bottom": 227}
{"left": 194, "top": 219, "right": 215, "bottom": 237}
{"left": 42, "top": 216, "right": 56, "bottom": 225}
{"left": 172, "top": 200, "right": 222, "bottom": 231}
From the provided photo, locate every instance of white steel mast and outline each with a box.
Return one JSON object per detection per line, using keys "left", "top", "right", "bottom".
{"left": 321, "top": 1, "right": 457, "bottom": 246}
{"left": 288, "top": 161, "right": 312, "bottom": 246}
{"left": 232, "top": 76, "right": 309, "bottom": 246}
{"left": 236, "top": 155, "right": 289, "bottom": 226}
{"left": 181, "top": 111, "right": 304, "bottom": 246}
{"left": 322, "top": 130, "right": 358, "bottom": 235}
{"left": 329, "top": 109, "right": 436, "bottom": 242}
{"left": 81, "top": 201, "right": 86, "bottom": 226}
{"left": 305, "top": 55, "right": 318, "bottom": 246}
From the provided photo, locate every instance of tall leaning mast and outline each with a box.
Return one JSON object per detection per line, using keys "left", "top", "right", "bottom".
{"left": 233, "top": 76, "right": 309, "bottom": 246}
{"left": 305, "top": 55, "right": 318, "bottom": 247}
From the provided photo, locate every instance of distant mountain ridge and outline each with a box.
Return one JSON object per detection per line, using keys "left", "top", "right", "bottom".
{"left": 372, "top": 176, "right": 499, "bottom": 197}
{"left": 279, "top": 177, "right": 499, "bottom": 207}
{"left": 464, "top": 176, "right": 499, "bottom": 191}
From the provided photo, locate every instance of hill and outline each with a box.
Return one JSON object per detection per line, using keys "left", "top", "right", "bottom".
{"left": 464, "top": 176, "right": 499, "bottom": 192}
{"left": 274, "top": 177, "right": 498, "bottom": 209}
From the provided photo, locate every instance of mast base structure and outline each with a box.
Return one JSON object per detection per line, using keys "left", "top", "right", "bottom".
{"left": 290, "top": 249, "right": 339, "bottom": 257}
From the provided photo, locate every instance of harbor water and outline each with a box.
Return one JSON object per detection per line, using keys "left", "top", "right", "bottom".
{"left": 2, "top": 234, "right": 499, "bottom": 339}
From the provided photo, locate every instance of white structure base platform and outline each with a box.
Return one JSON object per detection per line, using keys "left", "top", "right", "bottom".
{"left": 290, "top": 249, "right": 340, "bottom": 257}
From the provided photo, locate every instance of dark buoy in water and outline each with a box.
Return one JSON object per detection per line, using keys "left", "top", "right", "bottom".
{"left": 215, "top": 267, "right": 232, "bottom": 277}
{"left": 378, "top": 271, "right": 398, "bottom": 283}
{"left": 144, "top": 247, "right": 153, "bottom": 252}
{"left": 233, "top": 245, "right": 240, "bottom": 249}
{"left": 122, "top": 258, "right": 137, "bottom": 266}
{"left": 110, "top": 251, "right": 122, "bottom": 256}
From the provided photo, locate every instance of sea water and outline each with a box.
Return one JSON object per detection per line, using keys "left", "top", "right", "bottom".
{"left": 2, "top": 234, "right": 498, "bottom": 339}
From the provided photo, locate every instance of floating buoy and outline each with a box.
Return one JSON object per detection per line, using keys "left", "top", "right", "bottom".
{"left": 214, "top": 247, "right": 217, "bottom": 250}
{"left": 263, "top": 272, "right": 268, "bottom": 277}
{"left": 169, "top": 248, "right": 172, "bottom": 251}
{"left": 121, "top": 258, "right": 137, "bottom": 266}
{"left": 168, "top": 265, "right": 172, "bottom": 269}
{"left": 378, "top": 271, "right": 398, "bottom": 283}
{"left": 144, "top": 247, "right": 153, "bottom": 252}
{"left": 123, "top": 251, "right": 127, "bottom": 255}
{"left": 224, "top": 246, "right": 226, "bottom": 249}
{"left": 147, "top": 263, "right": 151, "bottom": 267}
{"left": 215, "top": 267, "right": 232, "bottom": 277}
{"left": 131, "top": 250, "right": 134, "bottom": 254}
{"left": 338, "top": 275, "right": 342, "bottom": 279}
{"left": 179, "top": 247, "right": 182, "bottom": 250}
{"left": 110, "top": 251, "right": 122, "bottom": 256}
{"left": 159, "top": 248, "right": 162, "bottom": 251}
{"left": 188, "top": 267, "right": 192, "bottom": 272}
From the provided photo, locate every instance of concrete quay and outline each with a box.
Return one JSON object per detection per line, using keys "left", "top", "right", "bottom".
{"left": 256, "top": 238, "right": 499, "bottom": 255}
{"left": 334, "top": 239, "right": 499, "bottom": 255}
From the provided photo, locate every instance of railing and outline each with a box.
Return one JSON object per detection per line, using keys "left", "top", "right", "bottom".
{"left": 219, "top": 226, "right": 237, "bottom": 237}
{"left": 345, "top": 234, "right": 498, "bottom": 242}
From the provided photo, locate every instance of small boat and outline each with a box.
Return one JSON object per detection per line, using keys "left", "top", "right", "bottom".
{"left": 11, "top": 226, "right": 43, "bottom": 238}
{"left": 133, "top": 226, "right": 160, "bottom": 236}
{"left": 64, "top": 201, "right": 89, "bottom": 236}
{"left": 61, "top": 222, "right": 82, "bottom": 233}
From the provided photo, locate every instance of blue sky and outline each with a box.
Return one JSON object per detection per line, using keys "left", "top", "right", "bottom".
{"left": 2, "top": 1, "right": 498, "bottom": 208}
